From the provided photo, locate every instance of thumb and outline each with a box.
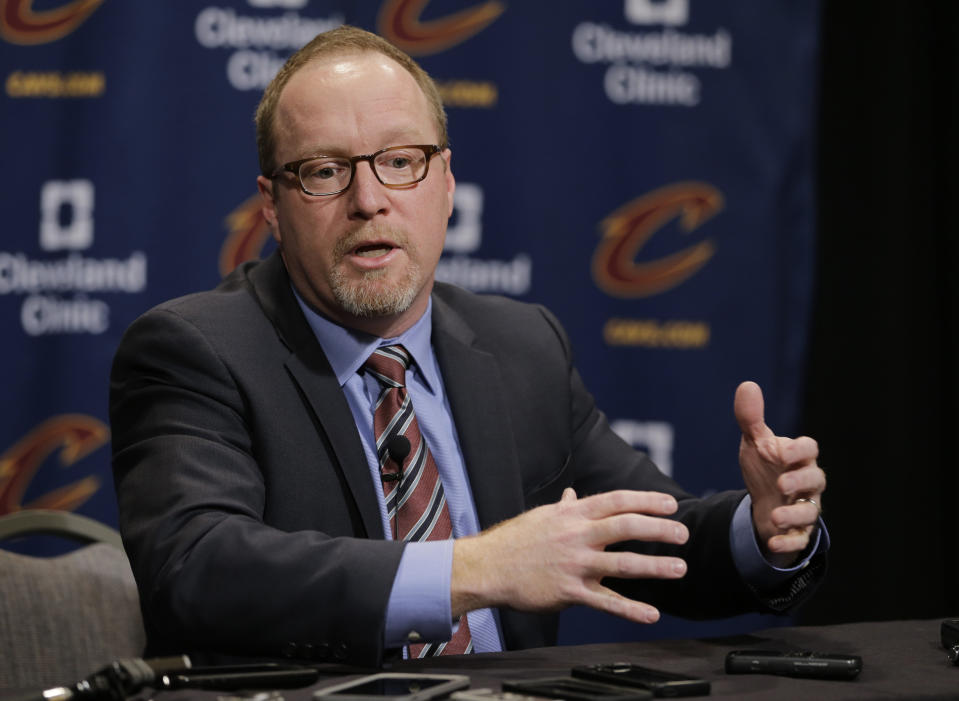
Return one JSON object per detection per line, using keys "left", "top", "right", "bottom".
{"left": 734, "top": 381, "right": 774, "bottom": 441}
{"left": 561, "top": 487, "right": 578, "bottom": 502}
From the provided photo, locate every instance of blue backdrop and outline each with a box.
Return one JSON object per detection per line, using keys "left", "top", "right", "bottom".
{"left": 0, "top": 0, "right": 820, "bottom": 644}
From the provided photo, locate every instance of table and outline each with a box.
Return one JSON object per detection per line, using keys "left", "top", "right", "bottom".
{"left": 6, "top": 618, "right": 955, "bottom": 700}
{"left": 304, "top": 618, "right": 957, "bottom": 700}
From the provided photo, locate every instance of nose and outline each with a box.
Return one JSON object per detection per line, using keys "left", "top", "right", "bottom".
{"left": 345, "top": 159, "right": 389, "bottom": 220}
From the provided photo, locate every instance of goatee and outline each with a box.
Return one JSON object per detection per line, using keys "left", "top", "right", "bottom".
{"left": 329, "top": 226, "right": 423, "bottom": 318}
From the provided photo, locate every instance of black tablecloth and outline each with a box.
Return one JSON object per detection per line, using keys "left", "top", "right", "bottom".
{"left": 316, "top": 617, "right": 959, "bottom": 700}
{"left": 6, "top": 618, "right": 957, "bottom": 701}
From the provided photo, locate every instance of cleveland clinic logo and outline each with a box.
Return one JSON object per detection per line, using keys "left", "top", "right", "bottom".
{"left": 0, "top": 180, "right": 147, "bottom": 335}
{"left": 571, "top": 0, "right": 732, "bottom": 107}
{"left": 0, "top": 0, "right": 103, "bottom": 44}
{"left": 193, "top": 2, "right": 342, "bottom": 91}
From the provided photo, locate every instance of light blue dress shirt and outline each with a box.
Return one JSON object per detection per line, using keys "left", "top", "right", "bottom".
{"left": 294, "top": 294, "right": 502, "bottom": 652}
{"left": 292, "top": 290, "right": 824, "bottom": 654}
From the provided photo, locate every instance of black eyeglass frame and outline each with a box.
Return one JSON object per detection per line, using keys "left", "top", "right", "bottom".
{"left": 270, "top": 144, "right": 443, "bottom": 196}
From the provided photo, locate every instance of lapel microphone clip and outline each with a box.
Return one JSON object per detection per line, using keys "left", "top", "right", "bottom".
{"left": 381, "top": 435, "right": 411, "bottom": 482}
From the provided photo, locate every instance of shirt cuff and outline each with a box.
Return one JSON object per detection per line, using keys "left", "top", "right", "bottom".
{"left": 730, "top": 493, "right": 830, "bottom": 590}
{"left": 384, "top": 539, "right": 454, "bottom": 648}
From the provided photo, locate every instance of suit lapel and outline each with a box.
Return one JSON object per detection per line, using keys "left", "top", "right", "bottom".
{"left": 431, "top": 293, "right": 525, "bottom": 529}
{"left": 245, "top": 256, "right": 524, "bottom": 535}
{"left": 247, "top": 253, "right": 384, "bottom": 537}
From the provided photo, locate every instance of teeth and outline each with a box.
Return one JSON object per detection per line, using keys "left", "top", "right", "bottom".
{"left": 355, "top": 245, "right": 390, "bottom": 258}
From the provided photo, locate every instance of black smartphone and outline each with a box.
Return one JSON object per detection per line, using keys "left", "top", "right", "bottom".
{"left": 502, "top": 676, "right": 652, "bottom": 701}
{"left": 572, "top": 663, "right": 709, "bottom": 697}
{"left": 725, "top": 650, "right": 862, "bottom": 680}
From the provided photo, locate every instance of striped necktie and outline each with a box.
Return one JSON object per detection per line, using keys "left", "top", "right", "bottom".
{"left": 363, "top": 344, "right": 472, "bottom": 656}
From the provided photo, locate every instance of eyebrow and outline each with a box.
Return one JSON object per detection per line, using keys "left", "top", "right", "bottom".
{"left": 297, "top": 131, "right": 433, "bottom": 160}
{"left": 297, "top": 147, "right": 349, "bottom": 159}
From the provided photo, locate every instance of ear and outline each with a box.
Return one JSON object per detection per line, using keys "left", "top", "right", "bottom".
{"left": 256, "top": 175, "right": 281, "bottom": 243}
{"left": 442, "top": 148, "right": 455, "bottom": 218}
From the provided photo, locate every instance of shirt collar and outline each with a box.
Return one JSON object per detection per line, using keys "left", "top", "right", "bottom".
{"left": 292, "top": 287, "right": 439, "bottom": 393}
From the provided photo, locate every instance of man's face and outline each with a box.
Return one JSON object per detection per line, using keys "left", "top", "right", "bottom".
{"left": 257, "top": 52, "right": 454, "bottom": 336}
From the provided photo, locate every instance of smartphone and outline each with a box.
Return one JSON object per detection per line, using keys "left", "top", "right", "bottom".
{"left": 724, "top": 650, "right": 862, "bottom": 680}
{"left": 502, "top": 676, "right": 652, "bottom": 701}
{"left": 313, "top": 673, "right": 470, "bottom": 700}
{"left": 158, "top": 663, "right": 320, "bottom": 690}
{"left": 572, "top": 663, "right": 709, "bottom": 697}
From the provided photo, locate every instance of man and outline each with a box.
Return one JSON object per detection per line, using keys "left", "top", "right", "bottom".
{"left": 111, "top": 26, "right": 826, "bottom": 666}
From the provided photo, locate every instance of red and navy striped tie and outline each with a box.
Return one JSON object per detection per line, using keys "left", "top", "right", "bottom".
{"left": 364, "top": 344, "right": 472, "bottom": 656}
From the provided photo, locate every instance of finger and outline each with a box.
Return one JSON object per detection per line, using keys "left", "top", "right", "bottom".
{"left": 588, "top": 549, "right": 688, "bottom": 581}
{"left": 734, "top": 381, "right": 775, "bottom": 441}
{"left": 575, "top": 490, "right": 679, "bottom": 519}
{"left": 770, "top": 501, "right": 822, "bottom": 530}
{"left": 778, "top": 465, "right": 826, "bottom": 497}
{"left": 591, "top": 512, "right": 689, "bottom": 548}
{"left": 778, "top": 436, "right": 819, "bottom": 467}
{"left": 579, "top": 582, "right": 662, "bottom": 624}
{"left": 561, "top": 487, "right": 578, "bottom": 502}
{"left": 766, "top": 527, "right": 814, "bottom": 554}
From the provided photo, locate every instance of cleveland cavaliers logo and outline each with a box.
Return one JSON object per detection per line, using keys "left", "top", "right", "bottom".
{"left": 0, "top": 415, "right": 107, "bottom": 515}
{"left": 592, "top": 182, "right": 723, "bottom": 298}
{"left": 378, "top": 0, "right": 505, "bottom": 56}
{"left": 0, "top": 0, "right": 103, "bottom": 45}
{"left": 219, "top": 194, "right": 272, "bottom": 277}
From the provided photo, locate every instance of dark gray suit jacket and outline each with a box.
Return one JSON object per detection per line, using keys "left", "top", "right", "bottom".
{"left": 110, "top": 251, "right": 821, "bottom": 667}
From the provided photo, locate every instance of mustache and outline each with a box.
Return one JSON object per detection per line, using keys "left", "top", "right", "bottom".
{"left": 331, "top": 224, "right": 412, "bottom": 260}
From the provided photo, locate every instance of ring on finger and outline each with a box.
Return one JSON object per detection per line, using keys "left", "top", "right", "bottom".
{"left": 795, "top": 496, "right": 822, "bottom": 516}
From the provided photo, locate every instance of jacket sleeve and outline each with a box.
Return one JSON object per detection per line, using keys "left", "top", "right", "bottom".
{"left": 528, "top": 305, "right": 825, "bottom": 618}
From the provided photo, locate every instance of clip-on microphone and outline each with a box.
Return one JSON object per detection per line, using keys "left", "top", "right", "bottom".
{"left": 381, "top": 435, "right": 411, "bottom": 483}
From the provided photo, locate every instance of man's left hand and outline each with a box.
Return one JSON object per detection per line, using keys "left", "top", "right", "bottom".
{"left": 735, "top": 381, "right": 825, "bottom": 567}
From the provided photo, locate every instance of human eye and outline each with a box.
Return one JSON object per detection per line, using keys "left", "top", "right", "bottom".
{"left": 376, "top": 148, "right": 421, "bottom": 171}
{"left": 301, "top": 157, "right": 348, "bottom": 181}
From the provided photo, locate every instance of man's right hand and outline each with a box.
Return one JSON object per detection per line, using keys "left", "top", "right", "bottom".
{"left": 450, "top": 488, "right": 688, "bottom": 624}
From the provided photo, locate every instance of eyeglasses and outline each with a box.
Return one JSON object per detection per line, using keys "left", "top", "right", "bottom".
{"left": 271, "top": 144, "right": 442, "bottom": 196}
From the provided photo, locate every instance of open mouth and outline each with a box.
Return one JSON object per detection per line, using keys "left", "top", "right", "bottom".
{"left": 354, "top": 243, "right": 394, "bottom": 258}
